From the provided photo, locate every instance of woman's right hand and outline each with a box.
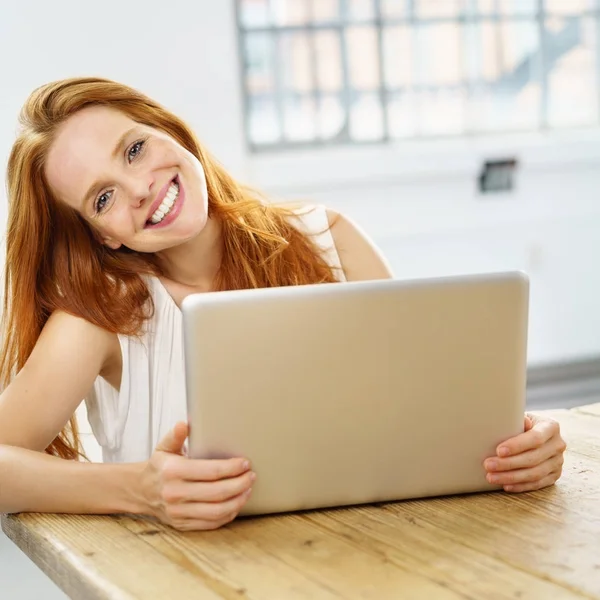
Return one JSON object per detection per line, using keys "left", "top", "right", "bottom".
{"left": 139, "top": 421, "right": 255, "bottom": 531}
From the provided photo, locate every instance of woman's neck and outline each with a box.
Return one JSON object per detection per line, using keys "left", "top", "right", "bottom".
{"left": 157, "top": 217, "right": 223, "bottom": 292}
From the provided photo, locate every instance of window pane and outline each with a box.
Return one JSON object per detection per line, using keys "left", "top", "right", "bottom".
{"left": 317, "top": 94, "right": 347, "bottom": 139}
{"left": 547, "top": 17, "right": 598, "bottom": 127}
{"left": 244, "top": 33, "right": 275, "bottom": 95}
{"left": 499, "top": 0, "right": 537, "bottom": 15}
{"left": 415, "top": 23, "right": 462, "bottom": 86}
{"left": 283, "top": 95, "right": 318, "bottom": 141}
{"left": 271, "top": 0, "right": 310, "bottom": 26}
{"left": 479, "top": 22, "right": 501, "bottom": 81}
{"left": 346, "top": 26, "right": 381, "bottom": 90}
{"left": 503, "top": 20, "right": 541, "bottom": 77}
{"left": 477, "top": 21, "right": 541, "bottom": 83}
{"left": 416, "top": 0, "right": 464, "bottom": 18}
{"left": 349, "top": 93, "right": 385, "bottom": 139}
{"left": 383, "top": 25, "right": 413, "bottom": 88}
{"left": 388, "top": 92, "right": 418, "bottom": 138}
{"left": 248, "top": 96, "right": 281, "bottom": 145}
{"left": 347, "top": 0, "right": 375, "bottom": 21}
{"left": 381, "top": 0, "right": 408, "bottom": 18}
{"left": 545, "top": 0, "right": 595, "bottom": 16}
{"left": 314, "top": 30, "right": 343, "bottom": 91}
{"left": 311, "top": 0, "right": 340, "bottom": 23}
{"left": 279, "top": 32, "right": 314, "bottom": 93}
{"left": 417, "top": 89, "right": 466, "bottom": 135}
{"left": 238, "top": 0, "right": 270, "bottom": 28}
{"left": 469, "top": 20, "right": 541, "bottom": 131}
{"left": 475, "top": 0, "right": 537, "bottom": 15}
{"left": 463, "top": 20, "right": 481, "bottom": 82}
{"left": 470, "top": 82, "right": 541, "bottom": 132}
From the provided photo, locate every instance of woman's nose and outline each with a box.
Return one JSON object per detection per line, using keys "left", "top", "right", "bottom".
{"left": 124, "top": 174, "right": 154, "bottom": 207}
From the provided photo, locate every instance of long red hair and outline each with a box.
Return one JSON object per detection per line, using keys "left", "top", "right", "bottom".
{"left": 1, "top": 77, "right": 338, "bottom": 460}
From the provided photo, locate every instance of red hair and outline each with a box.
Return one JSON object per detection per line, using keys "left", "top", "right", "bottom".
{"left": 1, "top": 77, "right": 337, "bottom": 460}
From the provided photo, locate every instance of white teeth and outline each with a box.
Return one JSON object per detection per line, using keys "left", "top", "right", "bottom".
{"left": 149, "top": 181, "right": 179, "bottom": 225}
{"left": 158, "top": 195, "right": 175, "bottom": 214}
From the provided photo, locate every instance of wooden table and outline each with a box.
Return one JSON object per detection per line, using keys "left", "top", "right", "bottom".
{"left": 3, "top": 403, "right": 600, "bottom": 600}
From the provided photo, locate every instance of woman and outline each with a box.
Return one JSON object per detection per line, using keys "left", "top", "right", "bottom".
{"left": 0, "top": 77, "right": 566, "bottom": 531}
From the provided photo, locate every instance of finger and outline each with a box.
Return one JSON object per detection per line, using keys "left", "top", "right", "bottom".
{"left": 198, "top": 487, "right": 253, "bottom": 522}
{"left": 170, "top": 457, "right": 251, "bottom": 482}
{"left": 164, "top": 470, "right": 256, "bottom": 504}
{"left": 173, "top": 511, "right": 238, "bottom": 532}
{"left": 524, "top": 414, "right": 534, "bottom": 431}
{"left": 168, "top": 487, "right": 252, "bottom": 524}
{"left": 486, "top": 454, "right": 563, "bottom": 486}
{"left": 496, "top": 419, "right": 559, "bottom": 457}
{"left": 155, "top": 421, "right": 189, "bottom": 454}
{"left": 503, "top": 470, "right": 562, "bottom": 493}
{"left": 485, "top": 437, "right": 561, "bottom": 472}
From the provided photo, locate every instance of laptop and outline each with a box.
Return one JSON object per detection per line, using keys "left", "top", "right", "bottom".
{"left": 182, "top": 271, "right": 528, "bottom": 516}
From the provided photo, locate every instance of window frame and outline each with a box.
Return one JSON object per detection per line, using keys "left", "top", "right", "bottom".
{"left": 236, "top": 0, "right": 600, "bottom": 159}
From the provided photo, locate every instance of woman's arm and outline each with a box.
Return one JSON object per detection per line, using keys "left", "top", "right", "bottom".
{"left": 0, "top": 445, "right": 146, "bottom": 514}
{"left": 0, "top": 311, "right": 254, "bottom": 528}
{"left": 0, "top": 310, "right": 115, "bottom": 452}
{"left": 0, "top": 310, "right": 141, "bottom": 514}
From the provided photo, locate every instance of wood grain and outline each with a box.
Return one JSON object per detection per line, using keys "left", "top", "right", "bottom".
{"left": 1, "top": 513, "right": 222, "bottom": 600}
{"left": 3, "top": 402, "right": 600, "bottom": 600}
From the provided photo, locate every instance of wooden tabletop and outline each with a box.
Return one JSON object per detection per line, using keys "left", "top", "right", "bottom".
{"left": 3, "top": 403, "right": 600, "bottom": 600}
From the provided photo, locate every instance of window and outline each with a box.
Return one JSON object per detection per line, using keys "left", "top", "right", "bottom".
{"left": 236, "top": 0, "right": 600, "bottom": 151}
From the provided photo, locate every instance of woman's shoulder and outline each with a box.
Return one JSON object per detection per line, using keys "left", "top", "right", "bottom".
{"left": 286, "top": 203, "right": 394, "bottom": 282}
{"left": 43, "top": 309, "right": 118, "bottom": 345}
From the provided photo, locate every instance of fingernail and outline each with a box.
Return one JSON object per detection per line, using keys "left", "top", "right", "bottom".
{"left": 498, "top": 446, "right": 510, "bottom": 457}
{"left": 245, "top": 488, "right": 253, "bottom": 496}
{"left": 504, "top": 485, "right": 514, "bottom": 492}
{"left": 242, "top": 460, "right": 250, "bottom": 470}
{"left": 487, "top": 473, "right": 498, "bottom": 484}
{"left": 250, "top": 471, "right": 257, "bottom": 481}
{"left": 485, "top": 460, "right": 497, "bottom": 471}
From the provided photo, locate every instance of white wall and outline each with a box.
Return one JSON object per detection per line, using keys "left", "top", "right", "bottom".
{"left": 1, "top": 0, "right": 600, "bottom": 367}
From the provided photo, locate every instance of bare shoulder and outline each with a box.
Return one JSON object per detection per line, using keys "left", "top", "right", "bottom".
{"left": 0, "top": 310, "right": 120, "bottom": 451}
{"left": 40, "top": 309, "right": 115, "bottom": 341}
{"left": 326, "top": 208, "right": 394, "bottom": 282}
{"left": 44, "top": 309, "right": 116, "bottom": 337}
{"left": 33, "top": 310, "right": 120, "bottom": 376}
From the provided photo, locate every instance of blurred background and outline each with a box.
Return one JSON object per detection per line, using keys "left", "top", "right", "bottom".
{"left": 1, "top": 0, "right": 600, "bottom": 597}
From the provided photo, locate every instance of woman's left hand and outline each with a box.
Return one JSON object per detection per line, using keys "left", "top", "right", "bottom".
{"left": 483, "top": 413, "right": 567, "bottom": 493}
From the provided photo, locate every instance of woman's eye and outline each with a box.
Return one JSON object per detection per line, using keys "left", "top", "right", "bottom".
{"left": 95, "top": 190, "right": 113, "bottom": 214}
{"left": 128, "top": 140, "right": 145, "bottom": 162}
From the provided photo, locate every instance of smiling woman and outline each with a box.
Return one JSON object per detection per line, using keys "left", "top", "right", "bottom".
{"left": 0, "top": 77, "right": 565, "bottom": 532}
{"left": 44, "top": 105, "right": 211, "bottom": 254}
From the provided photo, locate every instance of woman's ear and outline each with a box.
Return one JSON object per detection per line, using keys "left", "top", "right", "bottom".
{"left": 103, "top": 237, "right": 122, "bottom": 250}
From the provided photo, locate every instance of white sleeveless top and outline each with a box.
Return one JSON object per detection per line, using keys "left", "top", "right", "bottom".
{"left": 85, "top": 206, "right": 345, "bottom": 463}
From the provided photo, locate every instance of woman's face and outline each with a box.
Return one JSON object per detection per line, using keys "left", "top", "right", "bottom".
{"left": 44, "top": 105, "right": 209, "bottom": 253}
